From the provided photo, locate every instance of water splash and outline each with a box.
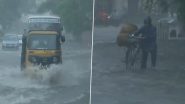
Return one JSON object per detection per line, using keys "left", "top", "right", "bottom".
{"left": 26, "top": 60, "right": 89, "bottom": 87}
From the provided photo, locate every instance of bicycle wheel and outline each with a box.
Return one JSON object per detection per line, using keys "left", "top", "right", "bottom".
{"left": 125, "top": 47, "right": 134, "bottom": 71}
{"left": 131, "top": 47, "right": 141, "bottom": 71}
{"left": 125, "top": 46, "right": 141, "bottom": 72}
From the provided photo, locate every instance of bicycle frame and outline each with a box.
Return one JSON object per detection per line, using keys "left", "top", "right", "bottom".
{"left": 125, "top": 35, "right": 142, "bottom": 71}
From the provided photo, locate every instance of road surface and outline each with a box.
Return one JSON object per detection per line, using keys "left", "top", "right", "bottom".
{"left": 0, "top": 34, "right": 91, "bottom": 104}
{"left": 92, "top": 26, "right": 185, "bottom": 104}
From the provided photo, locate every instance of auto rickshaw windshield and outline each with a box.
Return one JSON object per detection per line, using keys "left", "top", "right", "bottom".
{"left": 27, "top": 34, "right": 58, "bottom": 50}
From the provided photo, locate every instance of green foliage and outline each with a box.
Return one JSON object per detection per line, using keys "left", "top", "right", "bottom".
{"left": 0, "top": 0, "right": 37, "bottom": 30}
{"left": 142, "top": 0, "right": 185, "bottom": 28}
{"left": 175, "top": 0, "right": 185, "bottom": 26}
{"left": 39, "top": 0, "right": 93, "bottom": 36}
{"left": 157, "top": 0, "right": 169, "bottom": 13}
{"left": 0, "top": 0, "right": 23, "bottom": 29}
{"left": 141, "top": 0, "right": 169, "bottom": 15}
{"left": 152, "top": 0, "right": 185, "bottom": 27}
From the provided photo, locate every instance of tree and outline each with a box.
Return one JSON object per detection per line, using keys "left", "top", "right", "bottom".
{"left": 0, "top": 0, "right": 36, "bottom": 30}
{"left": 176, "top": 0, "right": 185, "bottom": 26}
{"left": 141, "top": 0, "right": 185, "bottom": 25}
{"left": 128, "top": 0, "right": 139, "bottom": 16}
{"left": 140, "top": 0, "right": 169, "bottom": 16}
{"left": 0, "top": 0, "right": 22, "bottom": 29}
{"left": 39, "top": 0, "right": 93, "bottom": 39}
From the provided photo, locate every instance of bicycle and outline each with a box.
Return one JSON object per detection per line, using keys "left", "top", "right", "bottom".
{"left": 125, "top": 34, "right": 144, "bottom": 72}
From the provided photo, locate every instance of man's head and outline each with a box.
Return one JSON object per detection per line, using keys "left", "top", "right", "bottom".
{"left": 144, "top": 16, "right": 152, "bottom": 25}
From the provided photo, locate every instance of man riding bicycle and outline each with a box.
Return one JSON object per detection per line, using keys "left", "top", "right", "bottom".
{"left": 135, "top": 16, "right": 157, "bottom": 70}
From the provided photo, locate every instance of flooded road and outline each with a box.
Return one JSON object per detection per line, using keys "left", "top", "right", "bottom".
{"left": 0, "top": 37, "right": 91, "bottom": 104}
{"left": 92, "top": 26, "right": 185, "bottom": 104}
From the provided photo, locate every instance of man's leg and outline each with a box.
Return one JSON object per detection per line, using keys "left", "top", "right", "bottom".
{"left": 151, "top": 47, "right": 157, "bottom": 68}
{"left": 141, "top": 49, "right": 148, "bottom": 69}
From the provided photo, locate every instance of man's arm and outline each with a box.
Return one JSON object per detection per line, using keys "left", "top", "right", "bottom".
{"left": 134, "top": 26, "right": 144, "bottom": 36}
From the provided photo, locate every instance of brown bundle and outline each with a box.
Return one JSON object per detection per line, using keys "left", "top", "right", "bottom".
{"left": 117, "top": 23, "right": 138, "bottom": 47}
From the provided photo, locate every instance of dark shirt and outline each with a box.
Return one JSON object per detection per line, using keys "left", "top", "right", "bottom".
{"left": 135, "top": 24, "right": 157, "bottom": 49}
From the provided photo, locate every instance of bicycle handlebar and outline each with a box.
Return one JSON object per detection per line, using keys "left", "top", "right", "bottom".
{"left": 129, "top": 34, "right": 145, "bottom": 39}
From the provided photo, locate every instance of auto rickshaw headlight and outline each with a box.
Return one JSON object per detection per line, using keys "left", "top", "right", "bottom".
{"left": 31, "top": 57, "right": 37, "bottom": 63}
{"left": 29, "top": 56, "right": 37, "bottom": 63}
{"left": 53, "top": 57, "right": 58, "bottom": 63}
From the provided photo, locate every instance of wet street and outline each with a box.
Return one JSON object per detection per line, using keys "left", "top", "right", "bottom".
{"left": 92, "top": 26, "right": 185, "bottom": 104}
{"left": 0, "top": 35, "right": 91, "bottom": 104}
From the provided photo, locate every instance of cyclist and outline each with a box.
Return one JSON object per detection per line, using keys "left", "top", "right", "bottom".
{"left": 135, "top": 16, "right": 157, "bottom": 70}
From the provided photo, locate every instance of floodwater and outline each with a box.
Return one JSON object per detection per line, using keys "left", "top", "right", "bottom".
{"left": 0, "top": 37, "right": 91, "bottom": 104}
